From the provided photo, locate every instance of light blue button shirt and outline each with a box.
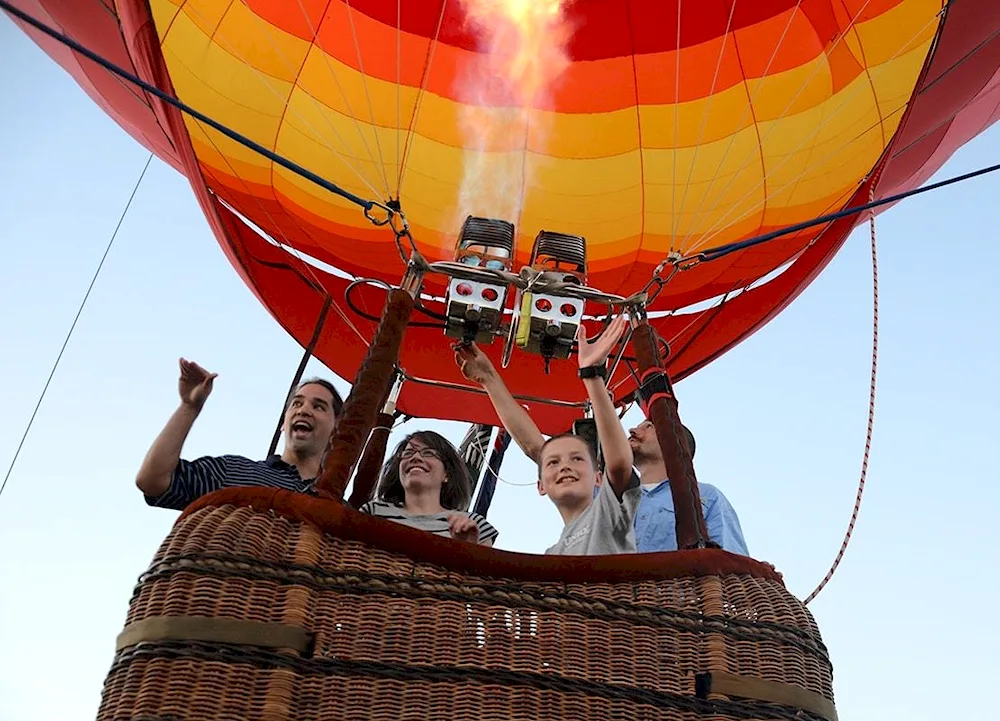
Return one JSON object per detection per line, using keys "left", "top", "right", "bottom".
{"left": 632, "top": 476, "right": 749, "bottom": 556}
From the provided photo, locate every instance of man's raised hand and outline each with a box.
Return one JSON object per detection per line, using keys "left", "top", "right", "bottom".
{"left": 178, "top": 358, "right": 217, "bottom": 410}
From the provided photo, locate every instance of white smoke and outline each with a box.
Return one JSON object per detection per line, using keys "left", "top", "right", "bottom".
{"left": 452, "top": 1, "right": 572, "bottom": 235}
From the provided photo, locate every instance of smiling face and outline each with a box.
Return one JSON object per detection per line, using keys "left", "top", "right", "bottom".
{"left": 281, "top": 382, "right": 338, "bottom": 458}
{"left": 398, "top": 437, "right": 448, "bottom": 496}
{"left": 375, "top": 431, "right": 473, "bottom": 510}
{"left": 537, "top": 434, "right": 600, "bottom": 506}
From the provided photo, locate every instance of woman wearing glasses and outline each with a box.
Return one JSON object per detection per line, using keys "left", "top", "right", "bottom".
{"left": 359, "top": 431, "right": 499, "bottom": 546}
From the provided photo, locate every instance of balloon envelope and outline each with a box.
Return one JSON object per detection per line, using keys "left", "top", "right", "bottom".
{"left": 8, "top": 0, "right": 1000, "bottom": 432}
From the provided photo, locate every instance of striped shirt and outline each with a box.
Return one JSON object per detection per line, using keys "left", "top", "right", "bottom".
{"left": 359, "top": 500, "right": 499, "bottom": 545}
{"left": 145, "top": 454, "right": 316, "bottom": 511}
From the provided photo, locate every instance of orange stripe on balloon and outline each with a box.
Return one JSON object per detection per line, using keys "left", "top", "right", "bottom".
{"left": 239, "top": 0, "right": 329, "bottom": 40}
{"left": 197, "top": 155, "right": 857, "bottom": 312}
{"left": 175, "top": 0, "right": 926, "bottom": 111}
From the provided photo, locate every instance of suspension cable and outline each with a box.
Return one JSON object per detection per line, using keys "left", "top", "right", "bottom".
{"left": 1, "top": 0, "right": 384, "bottom": 216}
{"left": 0, "top": 153, "right": 153, "bottom": 503}
{"left": 691, "top": 161, "right": 1000, "bottom": 263}
{"left": 803, "top": 182, "right": 880, "bottom": 605}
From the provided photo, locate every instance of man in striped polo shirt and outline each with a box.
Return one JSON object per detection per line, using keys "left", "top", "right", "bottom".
{"left": 136, "top": 358, "right": 344, "bottom": 511}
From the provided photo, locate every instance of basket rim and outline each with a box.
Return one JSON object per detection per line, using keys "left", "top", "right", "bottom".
{"left": 179, "top": 487, "right": 785, "bottom": 586}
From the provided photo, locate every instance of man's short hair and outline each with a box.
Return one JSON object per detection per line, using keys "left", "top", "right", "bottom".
{"left": 681, "top": 424, "right": 696, "bottom": 459}
{"left": 290, "top": 377, "right": 344, "bottom": 417}
{"left": 639, "top": 419, "right": 696, "bottom": 458}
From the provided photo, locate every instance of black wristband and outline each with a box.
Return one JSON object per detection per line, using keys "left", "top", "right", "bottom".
{"left": 578, "top": 364, "right": 608, "bottom": 380}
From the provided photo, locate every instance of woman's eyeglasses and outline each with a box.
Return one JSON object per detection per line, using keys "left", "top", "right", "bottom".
{"left": 400, "top": 447, "right": 441, "bottom": 460}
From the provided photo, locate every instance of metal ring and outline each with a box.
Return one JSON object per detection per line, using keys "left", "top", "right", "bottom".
{"left": 364, "top": 203, "right": 392, "bottom": 227}
{"left": 345, "top": 277, "right": 395, "bottom": 296}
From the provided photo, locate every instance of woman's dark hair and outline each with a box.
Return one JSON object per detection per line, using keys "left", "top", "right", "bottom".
{"left": 376, "top": 431, "right": 472, "bottom": 510}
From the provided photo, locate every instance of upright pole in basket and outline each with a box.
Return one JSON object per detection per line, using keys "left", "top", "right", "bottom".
{"left": 315, "top": 264, "right": 423, "bottom": 500}
{"left": 628, "top": 307, "right": 712, "bottom": 550}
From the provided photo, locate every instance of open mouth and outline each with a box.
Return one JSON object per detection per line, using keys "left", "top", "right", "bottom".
{"left": 291, "top": 419, "right": 313, "bottom": 437}
{"left": 555, "top": 474, "right": 578, "bottom": 485}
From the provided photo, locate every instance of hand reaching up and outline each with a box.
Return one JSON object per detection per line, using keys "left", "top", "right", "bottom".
{"left": 178, "top": 358, "right": 217, "bottom": 410}
{"left": 577, "top": 314, "right": 628, "bottom": 370}
{"left": 454, "top": 342, "right": 498, "bottom": 386}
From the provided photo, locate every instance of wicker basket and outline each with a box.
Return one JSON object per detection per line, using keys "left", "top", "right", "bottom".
{"left": 97, "top": 488, "right": 837, "bottom": 721}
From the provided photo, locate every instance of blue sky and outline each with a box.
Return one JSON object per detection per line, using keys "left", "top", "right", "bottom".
{"left": 2, "top": 15, "right": 998, "bottom": 721}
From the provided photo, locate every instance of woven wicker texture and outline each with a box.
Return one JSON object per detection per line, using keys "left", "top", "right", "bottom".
{"left": 98, "top": 498, "right": 836, "bottom": 721}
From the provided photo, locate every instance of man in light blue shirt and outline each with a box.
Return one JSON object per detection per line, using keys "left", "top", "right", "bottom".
{"left": 627, "top": 419, "right": 748, "bottom": 555}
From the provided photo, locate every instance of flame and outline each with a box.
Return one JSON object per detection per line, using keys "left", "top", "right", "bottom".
{"left": 454, "top": 0, "right": 572, "bottom": 231}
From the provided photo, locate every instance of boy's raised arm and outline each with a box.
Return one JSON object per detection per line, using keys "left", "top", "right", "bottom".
{"left": 577, "top": 315, "right": 634, "bottom": 496}
{"left": 454, "top": 343, "right": 545, "bottom": 463}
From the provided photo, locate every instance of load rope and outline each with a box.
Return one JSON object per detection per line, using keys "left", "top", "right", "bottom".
{"left": 0, "top": 153, "right": 153, "bottom": 503}
{"left": 803, "top": 181, "right": 880, "bottom": 605}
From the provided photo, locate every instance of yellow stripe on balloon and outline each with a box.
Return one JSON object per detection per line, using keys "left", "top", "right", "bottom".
{"left": 853, "top": 0, "right": 942, "bottom": 67}
{"left": 148, "top": 0, "right": 940, "bottom": 266}
{"left": 210, "top": 0, "right": 310, "bottom": 85}
{"left": 149, "top": 0, "right": 182, "bottom": 37}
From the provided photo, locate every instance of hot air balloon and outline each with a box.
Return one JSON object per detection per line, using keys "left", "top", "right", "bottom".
{"left": 5, "top": 0, "right": 999, "bottom": 719}
{"left": 8, "top": 0, "right": 997, "bottom": 433}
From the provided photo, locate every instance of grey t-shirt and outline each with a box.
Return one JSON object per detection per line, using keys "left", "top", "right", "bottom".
{"left": 545, "top": 476, "right": 642, "bottom": 555}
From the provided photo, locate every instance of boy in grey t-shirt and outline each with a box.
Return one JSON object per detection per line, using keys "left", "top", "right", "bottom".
{"left": 457, "top": 313, "right": 639, "bottom": 556}
{"left": 540, "top": 434, "right": 642, "bottom": 555}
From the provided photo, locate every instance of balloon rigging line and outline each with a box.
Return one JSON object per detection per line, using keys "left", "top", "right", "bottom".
{"left": 182, "top": 0, "right": 385, "bottom": 199}
{"left": 394, "top": 0, "right": 402, "bottom": 194}
{"left": 680, "top": 0, "right": 888, "bottom": 252}
{"left": 687, "top": 1, "right": 992, "bottom": 254}
{"left": 285, "top": 0, "right": 389, "bottom": 196}
{"left": 0, "top": 153, "right": 154, "bottom": 503}
{"left": 193, "top": 131, "right": 372, "bottom": 349}
{"left": 8, "top": 0, "right": 999, "bottom": 279}
{"left": 265, "top": 296, "right": 334, "bottom": 458}
{"left": 802, "top": 182, "right": 881, "bottom": 606}
{"left": 342, "top": 0, "right": 393, "bottom": 196}
{"left": 0, "top": 0, "right": 379, "bottom": 214}
{"left": 691, "top": 159, "right": 1000, "bottom": 262}
{"left": 672, "top": 0, "right": 741, "bottom": 246}
{"left": 396, "top": 1, "right": 450, "bottom": 197}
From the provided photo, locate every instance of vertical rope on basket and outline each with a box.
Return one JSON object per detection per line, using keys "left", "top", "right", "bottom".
{"left": 315, "top": 288, "right": 416, "bottom": 499}
{"left": 630, "top": 320, "right": 710, "bottom": 549}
